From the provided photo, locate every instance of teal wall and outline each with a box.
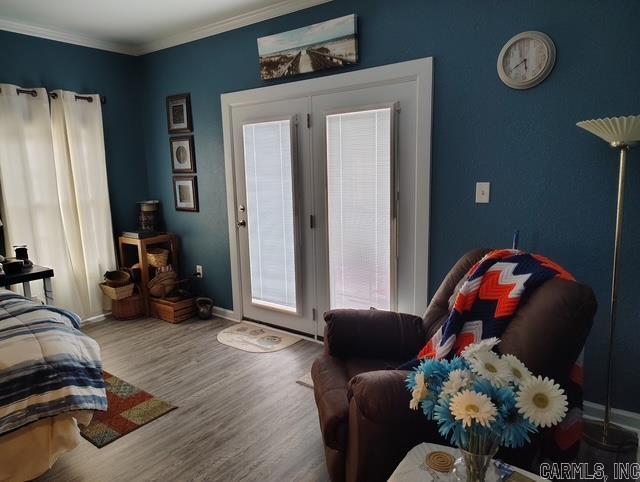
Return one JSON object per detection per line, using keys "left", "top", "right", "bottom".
{"left": 139, "top": 0, "right": 640, "bottom": 412}
{"left": 0, "top": 30, "right": 147, "bottom": 235}
{"left": 2, "top": 0, "right": 639, "bottom": 412}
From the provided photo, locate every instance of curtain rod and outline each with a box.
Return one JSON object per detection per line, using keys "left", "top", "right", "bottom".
{"left": 0, "top": 87, "right": 106, "bottom": 105}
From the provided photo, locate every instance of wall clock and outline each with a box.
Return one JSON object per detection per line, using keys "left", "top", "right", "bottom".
{"left": 497, "top": 31, "right": 556, "bottom": 90}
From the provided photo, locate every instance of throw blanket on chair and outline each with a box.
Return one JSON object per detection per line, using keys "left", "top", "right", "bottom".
{"left": 414, "top": 249, "right": 584, "bottom": 460}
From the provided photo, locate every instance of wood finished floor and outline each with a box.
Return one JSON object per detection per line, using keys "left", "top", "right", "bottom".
{"left": 38, "top": 317, "right": 329, "bottom": 482}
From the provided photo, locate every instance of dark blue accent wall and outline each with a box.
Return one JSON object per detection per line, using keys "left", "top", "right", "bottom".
{"left": 2, "top": 0, "right": 639, "bottom": 411}
{"left": 139, "top": 0, "right": 640, "bottom": 412}
{"left": 0, "top": 30, "right": 147, "bottom": 234}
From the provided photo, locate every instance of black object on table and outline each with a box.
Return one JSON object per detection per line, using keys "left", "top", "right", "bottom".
{"left": 1, "top": 264, "right": 54, "bottom": 303}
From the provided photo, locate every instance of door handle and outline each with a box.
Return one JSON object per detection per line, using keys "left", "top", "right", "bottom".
{"left": 236, "top": 220, "right": 247, "bottom": 228}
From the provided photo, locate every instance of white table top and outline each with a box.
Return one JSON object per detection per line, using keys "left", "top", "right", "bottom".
{"left": 388, "top": 442, "right": 545, "bottom": 481}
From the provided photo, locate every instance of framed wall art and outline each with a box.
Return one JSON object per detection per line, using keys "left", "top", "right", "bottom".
{"left": 173, "top": 176, "right": 199, "bottom": 212}
{"left": 170, "top": 135, "right": 196, "bottom": 173}
{"left": 166, "top": 93, "right": 193, "bottom": 133}
{"left": 257, "top": 14, "right": 358, "bottom": 80}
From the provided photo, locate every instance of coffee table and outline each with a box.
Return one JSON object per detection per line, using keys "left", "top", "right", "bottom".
{"left": 388, "top": 442, "right": 545, "bottom": 481}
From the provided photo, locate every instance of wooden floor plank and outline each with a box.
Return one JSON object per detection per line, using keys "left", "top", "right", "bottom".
{"left": 38, "top": 317, "right": 329, "bottom": 482}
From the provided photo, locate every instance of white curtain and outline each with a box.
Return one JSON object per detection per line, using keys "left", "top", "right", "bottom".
{"left": 50, "top": 90, "right": 116, "bottom": 318}
{"left": 0, "top": 84, "right": 116, "bottom": 318}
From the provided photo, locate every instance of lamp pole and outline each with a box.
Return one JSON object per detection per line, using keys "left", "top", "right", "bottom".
{"left": 603, "top": 143, "right": 627, "bottom": 440}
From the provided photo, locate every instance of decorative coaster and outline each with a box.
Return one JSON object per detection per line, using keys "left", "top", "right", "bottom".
{"left": 425, "top": 451, "right": 455, "bottom": 473}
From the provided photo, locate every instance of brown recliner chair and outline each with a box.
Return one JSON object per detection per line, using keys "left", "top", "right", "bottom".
{"left": 311, "top": 249, "right": 597, "bottom": 482}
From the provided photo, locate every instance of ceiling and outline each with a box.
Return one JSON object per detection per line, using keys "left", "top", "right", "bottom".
{"left": 0, "top": 0, "right": 331, "bottom": 55}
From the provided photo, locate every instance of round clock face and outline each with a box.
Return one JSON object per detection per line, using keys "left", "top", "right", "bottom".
{"left": 497, "top": 32, "right": 556, "bottom": 89}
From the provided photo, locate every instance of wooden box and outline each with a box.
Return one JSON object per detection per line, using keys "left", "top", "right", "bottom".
{"left": 149, "top": 297, "right": 196, "bottom": 323}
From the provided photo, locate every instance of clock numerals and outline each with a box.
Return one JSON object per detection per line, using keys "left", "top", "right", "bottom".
{"left": 497, "top": 31, "right": 556, "bottom": 90}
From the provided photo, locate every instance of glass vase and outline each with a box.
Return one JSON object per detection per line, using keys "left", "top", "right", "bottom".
{"left": 452, "top": 445, "right": 500, "bottom": 482}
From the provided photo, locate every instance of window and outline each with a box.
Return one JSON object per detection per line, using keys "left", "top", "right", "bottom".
{"left": 242, "top": 119, "right": 298, "bottom": 311}
{"left": 326, "top": 107, "right": 394, "bottom": 310}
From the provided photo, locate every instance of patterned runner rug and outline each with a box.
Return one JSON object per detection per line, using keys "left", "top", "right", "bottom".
{"left": 80, "top": 371, "right": 176, "bottom": 448}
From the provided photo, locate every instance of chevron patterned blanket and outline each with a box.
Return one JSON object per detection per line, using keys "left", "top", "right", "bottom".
{"left": 416, "top": 249, "right": 583, "bottom": 459}
{"left": 0, "top": 290, "right": 107, "bottom": 435}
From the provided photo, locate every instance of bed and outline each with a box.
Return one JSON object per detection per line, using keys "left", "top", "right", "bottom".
{"left": 0, "top": 289, "right": 107, "bottom": 481}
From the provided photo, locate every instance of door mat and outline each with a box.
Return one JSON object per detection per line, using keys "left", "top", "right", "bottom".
{"left": 217, "top": 322, "right": 301, "bottom": 353}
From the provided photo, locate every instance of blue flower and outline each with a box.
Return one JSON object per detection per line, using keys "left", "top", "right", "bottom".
{"left": 498, "top": 394, "right": 537, "bottom": 448}
{"left": 444, "top": 356, "right": 470, "bottom": 373}
{"left": 434, "top": 398, "right": 468, "bottom": 447}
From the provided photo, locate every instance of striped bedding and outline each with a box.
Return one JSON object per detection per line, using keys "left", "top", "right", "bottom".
{"left": 0, "top": 289, "right": 107, "bottom": 435}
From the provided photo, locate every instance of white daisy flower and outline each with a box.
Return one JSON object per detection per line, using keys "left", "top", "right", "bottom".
{"left": 516, "top": 376, "right": 568, "bottom": 428}
{"left": 440, "top": 369, "right": 473, "bottom": 399}
{"left": 468, "top": 350, "right": 511, "bottom": 387}
{"left": 460, "top": 337, "right": 501, "bottom": 359}
{"left": 409, "top": 372, "right": 429, "bottom": 410}
{"left": 450, "top": 389, "right": 497, "bottom": 427}
{"left": 502, "top": 354, "right": 532, "bottom": 386}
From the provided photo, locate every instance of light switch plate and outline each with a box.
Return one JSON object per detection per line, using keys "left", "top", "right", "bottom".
{"left": 476, "top": 182, "right": 490, "bottom": 203}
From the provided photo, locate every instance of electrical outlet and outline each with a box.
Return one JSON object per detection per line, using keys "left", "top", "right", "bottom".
{"left": 475, "top": 182, "right": 490, "bottom": 204}
{"left": 195, "top": 265, "right": 204, "bottom": 278}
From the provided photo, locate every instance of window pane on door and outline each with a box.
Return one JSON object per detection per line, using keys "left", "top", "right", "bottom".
{"left": 243, "top": 119, "right": 297, "bottom": 312}
{"left": 326, "top": 107, "right": 393, "bottom": 310}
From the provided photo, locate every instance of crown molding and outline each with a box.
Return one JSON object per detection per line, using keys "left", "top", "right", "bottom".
{"left": 0, "top": 0, "right": 333, "bottom": 57}
{"left": 0, "top": 17, "right": 139, "bottom": 56}
{"left": 135, "top": 0, "right": 332, "bottom": 55}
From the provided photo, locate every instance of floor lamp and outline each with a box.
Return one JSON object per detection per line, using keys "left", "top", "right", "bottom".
{"left": 577, "top": 115, "right": 640, "bottom": 456}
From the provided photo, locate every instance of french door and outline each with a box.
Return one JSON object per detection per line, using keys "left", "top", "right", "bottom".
{"left": 225, "top": 59, "right": 432, "bottom": 337}
{"left": 232, "top": 98, "right": 316, "bottom": 334}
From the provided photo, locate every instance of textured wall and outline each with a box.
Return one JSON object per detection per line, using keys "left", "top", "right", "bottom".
{"left": 139, "top": 0, "right": 640, "bottom": 411}
{"left": 0, "top": 30, "right": 147, "bottom": 235}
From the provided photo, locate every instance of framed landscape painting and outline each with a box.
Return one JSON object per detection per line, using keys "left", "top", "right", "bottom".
{"left": 258, "top": 14, "right": 357, "bottom": 80}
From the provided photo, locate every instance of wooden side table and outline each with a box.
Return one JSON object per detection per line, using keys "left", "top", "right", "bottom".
{"left": 1, "top": 265, "right": 54, "bottom": 304}
{"left": 118, "top": 233, "right": 178, "bottom": 316}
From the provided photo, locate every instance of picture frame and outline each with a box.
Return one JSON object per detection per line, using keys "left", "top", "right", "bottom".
{"left": 173, "top": 176, "right": 199, "bottom": 212}
{"left": 166, "top": 93, "right": 193, "bottom": 133}
{"left": 257, "top": 14, "right": 358, "bottom": 80}
{"left": 170, "top": 135, "right": 196, "bottom": 173}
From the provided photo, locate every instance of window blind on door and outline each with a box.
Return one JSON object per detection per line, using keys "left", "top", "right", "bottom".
{"left": 242, "top": 119, "right": 297, "bottom": 311}
{"left": 326, "top": 107, "right": 393, "bottom": 310}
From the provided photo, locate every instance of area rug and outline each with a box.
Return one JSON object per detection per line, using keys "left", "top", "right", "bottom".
{"left": 217, "top": 322, "right": 301, "bottom": 353}
{"left": 80, "top": 371, "right": 176, "bottom": 448}
{"left": 296, "top": 372, "right": 314, "bottom": 389}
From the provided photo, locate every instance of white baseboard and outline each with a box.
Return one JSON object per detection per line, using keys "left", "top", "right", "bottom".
{"left": 212, "top": 306, "right": 240, "bottom": 322}
{"left": 81, "top": 312, "right": 111, "bottom": 326}
{"left": 583, "top": 401, "right": 640, "bottom": 432}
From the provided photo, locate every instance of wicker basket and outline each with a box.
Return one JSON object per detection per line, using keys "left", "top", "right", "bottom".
{"left": 148, "top": 271, "right": 178, "bottom": 298}
{"left": 112, "top": 293, "right": 144, "bottom": 320}
{"left": 104, "top": 270, "right": 131, "bottom": 287}
{"left": 100, "top": 282, "right": 135, "bottom": 300}
{"left": 147, "top": 248, "right": 169, "bottom": 268}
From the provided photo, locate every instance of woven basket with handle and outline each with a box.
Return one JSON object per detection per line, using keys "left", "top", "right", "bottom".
{"left": 147, "top": 248, "right": 169, "bottom": 268}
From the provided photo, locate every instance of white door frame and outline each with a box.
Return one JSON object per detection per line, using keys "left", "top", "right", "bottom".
{"left": 221, "top": 57, "right": 434, "bottom": 326}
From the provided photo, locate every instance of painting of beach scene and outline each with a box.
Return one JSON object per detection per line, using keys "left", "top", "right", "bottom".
{"left": 258, "top": 14, "right": 358, "bottom": 80}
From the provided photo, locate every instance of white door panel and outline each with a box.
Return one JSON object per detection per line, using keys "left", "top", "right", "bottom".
{"left": 311, "top": 81, "right": 419, "bottom": 333}
{"left": 232, "top": 98, "right": 316, "bottom": 334}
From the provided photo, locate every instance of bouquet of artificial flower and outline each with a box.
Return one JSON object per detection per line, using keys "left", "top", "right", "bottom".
{"left": 407, "top": 338, "right": 568, "bottom": 454}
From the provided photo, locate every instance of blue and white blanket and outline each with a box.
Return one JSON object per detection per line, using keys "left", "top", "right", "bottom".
{"left": 0, "top": 289, "right": 107, "bottom": 435}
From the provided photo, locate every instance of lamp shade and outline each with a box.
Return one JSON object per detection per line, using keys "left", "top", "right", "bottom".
{"left": 577, "top": 115, "right": 640, "bottom": 145}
